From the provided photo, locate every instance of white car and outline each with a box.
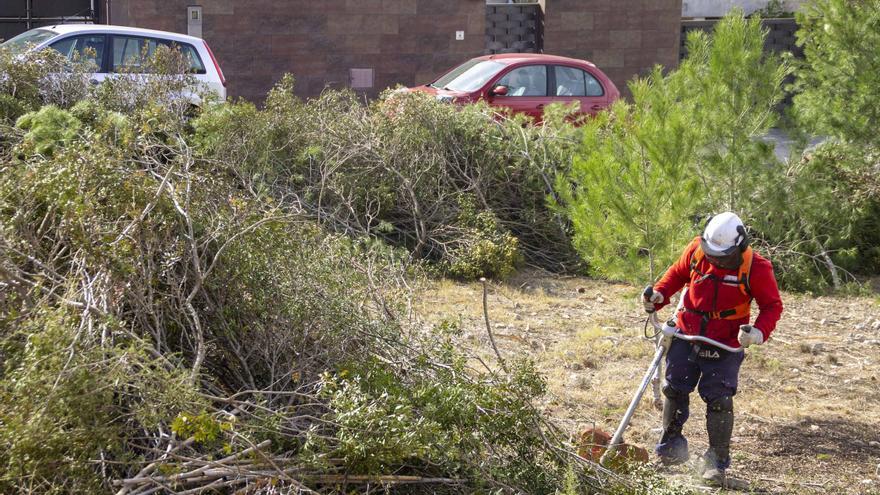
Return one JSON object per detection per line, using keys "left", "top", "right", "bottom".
{"left": 1, "top": 24, "right": 226, "bottom": 102}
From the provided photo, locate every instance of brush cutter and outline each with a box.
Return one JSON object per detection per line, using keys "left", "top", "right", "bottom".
{"left": 598, "top": 287, "right": 744, "bottom": 466}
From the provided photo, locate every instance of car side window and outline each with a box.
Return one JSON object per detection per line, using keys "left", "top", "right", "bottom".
{"left": 553, "top": 66, "right": 604, "bottom": 97}
{"left": 554, "top": 66, "right": 586, "bottom": 96}
{"left": 179, "top": 44, "right": 206, "bottom": 74}
{"left": 112, "top": 36, "right": 144, "bottom": 71}
{"left": 497, "top": 65, "right": 547, "bottom": 97}
{"left": 585, "top": 71, "right": 604, "bottom": 97}
{"left": 112, "top": 36, "right": 170, "bottom": 72}
{"left": 111, "top": 36, "right": 205, "bottom": 74}
{"left": 49, "top": 35, "right": 107, "bottom": 72}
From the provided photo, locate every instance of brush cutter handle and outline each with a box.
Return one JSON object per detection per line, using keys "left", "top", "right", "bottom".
{"left": 648, "top": 312, "right": 744, "bottom": 354}
{"left": 643, "top": 286, "right": 656, "bottom": 314}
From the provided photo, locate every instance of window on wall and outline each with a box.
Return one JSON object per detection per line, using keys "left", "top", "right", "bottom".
{"left": 350, "top": 68, "right": 374, "bottom": 89}
{"left": 497, "top": 65, "right": 547, "bottom": 96}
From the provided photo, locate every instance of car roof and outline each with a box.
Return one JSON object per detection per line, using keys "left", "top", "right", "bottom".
{"left": 42, "top": 23, "right": 204, "bottom": 44}
{"left": 478, "top": 53, "right": 597, "bottom": 68}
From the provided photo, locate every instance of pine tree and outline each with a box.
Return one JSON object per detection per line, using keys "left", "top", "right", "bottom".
{"left": 557, "top": 11, "right": 788, "bottom": 284}
{"left": 555, "top": 68, "right": 702, "bottom": 283}
{"left": 793, "top": 0, "right": 880, "bottom": 147}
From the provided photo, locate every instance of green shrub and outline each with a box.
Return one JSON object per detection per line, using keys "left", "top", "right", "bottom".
{"left": 15, "top": 105, "right": 81, "bottom": 156}
{"left": 751, "top": 142, "right": 880, "bottom": 291}
{"left": 750, "top": 0, "right": 880, "bottom": 291}
{"left": 444, "top": 196, "right": 522, "bottom": 280}
{"left": 556, "top": 80, "right": 703, "bottom": 283}
{"left": 0, "top": 46, "right": 92, "bottom": 121}
{"left": 0, "top": 308, "right": 198, "bottom": 493}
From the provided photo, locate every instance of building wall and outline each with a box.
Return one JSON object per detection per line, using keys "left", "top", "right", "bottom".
{"left": 105, "top": 0, "right": 683, "bottom": 102}
{"left": 542, "top": 0, "right": 682, "bottom": 97}
{"left": 108, "top": 0, "right": 486, "bottom": 102}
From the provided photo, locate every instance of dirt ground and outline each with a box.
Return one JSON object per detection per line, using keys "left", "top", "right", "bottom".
{"left": 414, "top": 270, "right": 880, "bottom": 494}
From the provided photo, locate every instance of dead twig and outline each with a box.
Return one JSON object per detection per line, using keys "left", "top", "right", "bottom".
{"left": 480, "top": 277, "right": 507, "bottom": 373}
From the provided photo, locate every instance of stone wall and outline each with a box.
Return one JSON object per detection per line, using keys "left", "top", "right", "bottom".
{"left": 542, "top": 0, "right": 682, "bottom": 97}
{"left": 108, "top": 0, "right": 486, "bottom": 102}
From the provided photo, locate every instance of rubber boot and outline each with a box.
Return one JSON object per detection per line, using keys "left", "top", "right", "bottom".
{"left": 655, "top": 385, "right": 690, "bottom": 465}
{"left": 703, "top": 396, "right": 734, "bottom": 486}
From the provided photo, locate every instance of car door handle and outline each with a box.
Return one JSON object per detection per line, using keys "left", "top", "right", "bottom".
{"left": 590, "top": 104, "right": 602, "bottom": 111}
{"left": 536, "top": 104, "right": 544, "bottom": 109}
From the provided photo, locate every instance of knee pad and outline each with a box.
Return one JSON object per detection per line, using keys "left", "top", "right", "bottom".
{"left": 663, "top": 384, "right": 689, "bottom": 401}
{"left": 707, "top": 395, "right": 733, "bottom": 413}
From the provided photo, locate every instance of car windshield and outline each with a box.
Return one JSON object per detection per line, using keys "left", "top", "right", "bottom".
{"left": 0, "top": 29, "right": 58, "bottom": 54}
{"left": 432, "top": 60, "right": 506, "bottom": 92}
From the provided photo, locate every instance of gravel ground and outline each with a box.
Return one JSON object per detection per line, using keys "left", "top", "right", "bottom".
{"left": 415, "top": 270, "right": 880, "bottom": 494}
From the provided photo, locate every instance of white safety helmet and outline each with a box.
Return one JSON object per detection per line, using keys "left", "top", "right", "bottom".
{"left": 701, "top": 212, "right": 749, "bottom": 257}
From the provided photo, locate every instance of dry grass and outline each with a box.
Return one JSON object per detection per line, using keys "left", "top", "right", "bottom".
{"left": 414, "top": 269, "right": 880, "bottom": 495}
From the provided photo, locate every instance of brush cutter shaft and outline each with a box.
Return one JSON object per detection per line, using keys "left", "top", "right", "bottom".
{"left": 599, "top": 343, "right": 666, "bottom": 465}
{"left": 648, "top": 313, "right": 744, "bottom": 354}
{"left": 599, "top": 294, "right": 745, "bottom": 466}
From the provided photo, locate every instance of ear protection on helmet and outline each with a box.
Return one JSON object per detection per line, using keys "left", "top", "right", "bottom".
{"left": 735, "top": 224, "right": 750, "bottom": 250}
{"left": 704, "top": 214, "right": 714, "bottom": 230}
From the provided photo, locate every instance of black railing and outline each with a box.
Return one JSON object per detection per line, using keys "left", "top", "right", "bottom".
{"left": 0, "top": 0, "right": 97, "bottom": 42}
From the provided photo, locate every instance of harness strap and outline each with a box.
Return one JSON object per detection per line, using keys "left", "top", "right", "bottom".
{"left": 683, "top": 301, "right": 751, "bottom": 320}
{"left": 686, "top": 237, "right": 755, "bottom": 324}
{"left": 690, "top": 239, "right": 754, "bottom": 298}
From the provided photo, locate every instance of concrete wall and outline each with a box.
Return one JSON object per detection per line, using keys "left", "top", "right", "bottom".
{"left": 542, "top": 0, "right": 682, "bottom": 96}
{"left": 108, "top": 0, "right": 486, "bottom": 102}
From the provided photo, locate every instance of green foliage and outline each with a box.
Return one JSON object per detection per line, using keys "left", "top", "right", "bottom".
{"left": 754, "top": 0, "right": 793, "bottom": 18}
{"left": 445, "top": 196, "right": 522, "bottom": 280}
{"left": 680, "top": 12, "right": 789, "bottom": 211}
{"left": 0, "top": 308, "right": 198, "bottom": 493}
{"left": 70, "top": 100, "right": 135, "bottom": 148}
{"left": 751, "top": 142, "right": 880, "bottom": 290}
{"left": 559, "top": 11, "right": 789, "bottom": 284}
{"left": 306, "top": 352, "right": 563, "bottom": 492}
{"left": 0, "top": 51, "right": 602, "bottom": 493}
{"left": 15, "top": 105, "right": 81, "bottom": 156}
{"left": 0, "top": 45, "right": 92, "bottom": 122}
{"left": 191, "top": 84, "right": 581, "bottom": 278}
{"left": 171, "top": 411, "right": 233, "bottom": 445}
{"left": 557, "top": 74, "right": 703, "bottom": 283}
{"left": 747, "top": 0, "right": 880, "bottom": 291}
{"left": 793, "top": 0, "right": 880, "bottom": 146}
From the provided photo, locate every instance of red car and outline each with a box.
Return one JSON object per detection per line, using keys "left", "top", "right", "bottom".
{"left": 410, "top": 53, "right": 619, "bottom": 121}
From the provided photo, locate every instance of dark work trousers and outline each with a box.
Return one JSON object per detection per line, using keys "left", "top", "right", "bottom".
{"left": 664, "top": 338, "right": 745, "bottom": 418}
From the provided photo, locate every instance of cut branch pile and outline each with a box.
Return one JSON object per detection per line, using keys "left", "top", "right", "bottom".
{"left": 0, "top": 65, "right": 634, "bottom": 493}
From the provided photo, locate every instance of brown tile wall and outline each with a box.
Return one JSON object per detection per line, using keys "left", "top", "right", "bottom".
{"left": 107, "top": 0, "right": 486, "bottom": 102}
{"left": 105, "top": 0, "right": 681, "bottom": 102}
{"left": 542, "top": 0, "right": 682, "bottom": 97}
